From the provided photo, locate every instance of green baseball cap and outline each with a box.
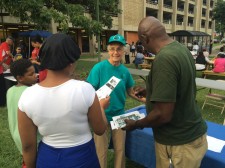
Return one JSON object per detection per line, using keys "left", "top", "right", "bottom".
{"left": 108, "top": 34, "right": 126, "bottom": 45}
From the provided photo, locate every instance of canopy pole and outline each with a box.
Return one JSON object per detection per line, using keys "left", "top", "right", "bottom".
{"left": 28, "top": 37, "right": 30, "bottom": 58}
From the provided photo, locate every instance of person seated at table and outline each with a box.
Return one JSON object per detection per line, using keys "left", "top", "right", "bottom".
{"left": 196, "top": 51, "right": 206, "bottom": 65}
{"left": 143, "top": 50, "right": 154, "bottom": 57}
{"left": 18, "top": 33, "right": 109, "bottom": 168}
{"left": 213, "top": 46, "right": 225, "bottom": 60}
{"left": 7, "top": 59, "right": 37, "bottom": 168}
{"left": 134, "top": 46, "right": 145, "bottom": 69}
{"left": 195, "top": 51, "right": 207, "bottom": 70}
{"left": 213, "top": 52, "right": 225, "bottom": 73}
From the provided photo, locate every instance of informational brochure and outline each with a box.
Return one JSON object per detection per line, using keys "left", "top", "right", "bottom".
{"left": 207, "top": 135, "right": 225, "bottom": 153}
{"left": 96, "top": 76, "right": 121, "bottom": 100}
{"left": 110, "top": 111, "right": 145, "bottom": 130}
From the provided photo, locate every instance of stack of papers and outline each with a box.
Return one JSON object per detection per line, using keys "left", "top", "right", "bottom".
{"left": 110, "top": 111, "right": 145, "bottom": 130}
{"left": 96, "top": 76, "right": 120, "bottom": 100}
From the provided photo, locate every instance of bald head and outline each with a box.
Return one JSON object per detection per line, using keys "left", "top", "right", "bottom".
{"left": 6, "top": 36, "right": 14, "bottom": 46}
{"left": 138, "top": 17, "right": 167, "bottom": 40}
{"left": 138, "top": 17, "right": 172, "bottom": 53}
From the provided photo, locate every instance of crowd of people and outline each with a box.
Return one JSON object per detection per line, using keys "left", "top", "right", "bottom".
{"left": 0, "top": 35, "right": 48, "bottom": 106}
{"left": 2, "top": 16, "right": 219, "bottom": 168}
{"left": 123, "top": 40, "right": 154, "bottom": 69}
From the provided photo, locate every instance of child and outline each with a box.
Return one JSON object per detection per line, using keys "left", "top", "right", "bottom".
{"left": 13, "top": 46, "right": 24, "bottom": 61}
{"left": 134, "top": 46, "right": 144, "bottom": 69}
{"left": 6, "top": 59, "right": 37, "bottom": 168}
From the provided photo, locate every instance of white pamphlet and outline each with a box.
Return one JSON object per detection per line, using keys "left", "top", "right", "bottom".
{"left": 96, "top": 76, "right": 121, "bottom": 100}
{"left": 110, "top": 111, "right": 145, "bottom": 130}
{"left": 207, "top": 135, "right": 225, "bottom": 153}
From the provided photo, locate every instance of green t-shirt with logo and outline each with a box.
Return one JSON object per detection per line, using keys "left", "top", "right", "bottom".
{"left": 146, "top": 41, "right": 207, "bottom": 145}
{"left": 87, "top": 60, "right": 135, "bottom": 121}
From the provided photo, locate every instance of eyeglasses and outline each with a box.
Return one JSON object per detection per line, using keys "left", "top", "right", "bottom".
{"left": 108, "top": 47, "right": 124, "bottom": 52}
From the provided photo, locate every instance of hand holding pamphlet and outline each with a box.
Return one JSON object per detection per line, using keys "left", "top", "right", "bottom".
{"left": 110, "top": 111, "right": 145, "bottom": 130}
{"left": 96, "top": 76, "right": 121, "bottom": 100}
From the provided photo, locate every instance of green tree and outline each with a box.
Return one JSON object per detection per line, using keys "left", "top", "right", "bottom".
{"left": 213, "top": 0, "right": 225, "bottom": 38}
{"left": 0, "top": 0, "right": 121, "bottom": 35}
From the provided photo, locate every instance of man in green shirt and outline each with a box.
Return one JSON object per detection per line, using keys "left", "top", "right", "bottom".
{"left": 123, "top": 17, "right": 207, "bottom": 168}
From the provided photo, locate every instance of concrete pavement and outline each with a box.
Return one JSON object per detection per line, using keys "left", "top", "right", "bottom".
{"left": 211, "top": 44, "right": 224, "bottom": 56}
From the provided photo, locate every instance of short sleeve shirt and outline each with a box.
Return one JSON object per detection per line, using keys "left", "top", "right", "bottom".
{"left": 146, "top": 41, "right": 207, "bottom": 145}
{"left": 31, "top": 48, "right": 39, "bottom": 60}
{"left": 87, "top": 60, "right": 135, "bottom": 121}
{"left": 0, "top": 42, "right": 10, "bottom": 73}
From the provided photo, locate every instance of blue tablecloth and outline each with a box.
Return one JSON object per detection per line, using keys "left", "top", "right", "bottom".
{"left": 125, "top": 105, "right": 225, "bottom": 168}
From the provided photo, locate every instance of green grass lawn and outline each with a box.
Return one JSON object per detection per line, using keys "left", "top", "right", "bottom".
{"left": 1, "top": 59, "right": 225, "bottom": 167}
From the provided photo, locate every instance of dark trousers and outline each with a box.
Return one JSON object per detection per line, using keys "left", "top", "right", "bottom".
{"left": 209, "top": 45, "right": 212, "bottom": 54}
{"left": 0, "top": 73, "right": 6, "bottom": 106}
{"left": 125, "top": 54, "right": 130, "bottom": 64}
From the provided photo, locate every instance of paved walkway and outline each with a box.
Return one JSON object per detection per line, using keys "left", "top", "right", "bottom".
{"left": 211, "top": 44, "right": 224, "bottom": 56}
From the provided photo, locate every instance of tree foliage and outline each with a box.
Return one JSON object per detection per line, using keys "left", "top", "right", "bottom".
{"left": 0, "top": 0, "right": 121, "bottom": 35}
{"left": 212, "top": 0, "right": 225, "bottom": 36}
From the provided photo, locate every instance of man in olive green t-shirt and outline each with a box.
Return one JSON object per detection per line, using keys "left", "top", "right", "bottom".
{"left": 123, "top": 17, "right": 207, "bottom": 168}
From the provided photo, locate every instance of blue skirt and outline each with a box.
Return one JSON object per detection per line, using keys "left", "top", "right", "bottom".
{"left": 36, "top": 139, "right": 100, "bottom": 168}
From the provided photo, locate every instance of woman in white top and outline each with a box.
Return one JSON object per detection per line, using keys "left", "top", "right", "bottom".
{"left": 18, "top": 33, "right": 109, "bottom": 168}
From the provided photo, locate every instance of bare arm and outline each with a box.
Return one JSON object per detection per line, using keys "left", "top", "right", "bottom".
{"left": 18, "top": 109, "right": 37, "bottom": 168}
{"left": 0, "top": 56, "right": 8, "bottom": 65}
{"left": 123, "top": 102, "right": 175, "bottom": 130}
{"left": 30, "top": 59, "right": 41, "bottom": 65}
{"left": 88, "top": 95, "right": 109, "bottom": 135}
{"left": 5, "top": 50, "right": 13, "bottom": 57}
{"left": 0, "top": 53, "right": 13, "bottom": 65}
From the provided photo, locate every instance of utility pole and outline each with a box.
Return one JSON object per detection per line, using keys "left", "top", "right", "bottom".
{"left": 96, "top": 0, "right": 101, "bottom": 62}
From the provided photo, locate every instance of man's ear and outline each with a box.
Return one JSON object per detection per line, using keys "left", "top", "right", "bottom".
{"left": 140, "top": 34, "right": 149, "bottom": 44}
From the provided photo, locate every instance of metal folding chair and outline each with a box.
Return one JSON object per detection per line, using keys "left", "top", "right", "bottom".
{"left": 202, "top": 92, "right": 225, "bottom": 115}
